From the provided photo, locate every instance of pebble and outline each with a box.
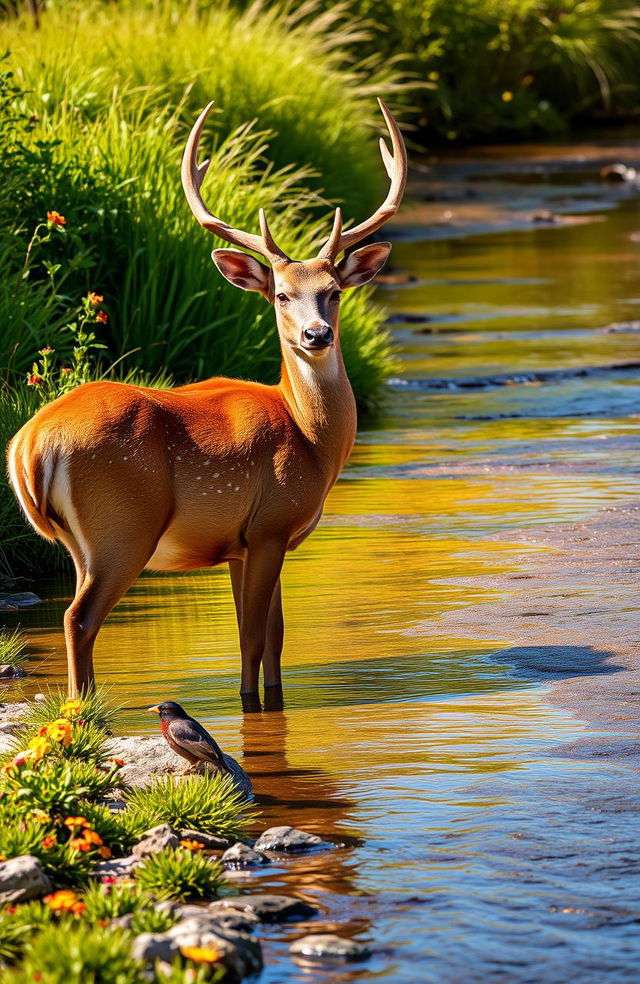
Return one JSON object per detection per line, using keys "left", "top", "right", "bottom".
{"left": 222, "top": 842, "right": 270, "bottom": 869}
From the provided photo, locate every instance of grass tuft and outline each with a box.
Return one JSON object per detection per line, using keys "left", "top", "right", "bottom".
{"left": 0, "top": 629, "right": 26, "bottom": 668}
{"left": 135, "top": 848, "right": 226, "bottom": 902}
{"left": 124, "top": 773, "right": 258, "bottom": 843}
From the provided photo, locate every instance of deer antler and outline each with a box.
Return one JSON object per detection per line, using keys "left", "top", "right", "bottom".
{"left": 182, "top": 102, "right": 290, "bottom": 265}
{"left": 318, "top": 99, "right": 407, "bottom": 261}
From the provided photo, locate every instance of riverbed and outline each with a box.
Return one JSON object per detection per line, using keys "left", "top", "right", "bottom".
{"left": 5, "top": 140, "right": 640, "bottom": 982}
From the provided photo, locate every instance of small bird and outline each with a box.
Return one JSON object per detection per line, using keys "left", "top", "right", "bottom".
{"left": 147, "top": 701, "right": 251, "bottom": 796}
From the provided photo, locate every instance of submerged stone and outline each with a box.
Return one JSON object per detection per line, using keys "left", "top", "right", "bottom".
{"left": 209, "top": 893, "right": 318, "bottom": 923}
{"left": 290, "top": 933, "right": 372, "bottom": 964}
{"left": 222, "top": 842, "right": 270, "bottom": 869}
{"left": 254, "top": 825, "right": 328, "bottom": 853}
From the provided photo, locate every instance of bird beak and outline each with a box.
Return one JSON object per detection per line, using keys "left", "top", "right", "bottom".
{"left": 146, "top": 705, "right": 160, "bottom": 714}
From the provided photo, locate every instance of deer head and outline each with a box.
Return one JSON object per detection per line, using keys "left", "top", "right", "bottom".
{"left": 182, "top": 100, "right": 407, "bottom": 365}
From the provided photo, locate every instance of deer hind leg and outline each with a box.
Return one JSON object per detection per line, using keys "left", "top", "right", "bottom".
{"left": 262, "top": 577, "right": 284, "bottom": 689}
{"left": 238, "top": 541, "right": 286, "bottom": 696}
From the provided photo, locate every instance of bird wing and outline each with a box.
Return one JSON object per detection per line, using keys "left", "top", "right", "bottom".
{"left": 168, "top": 718, "right": 227, "bottom": 767}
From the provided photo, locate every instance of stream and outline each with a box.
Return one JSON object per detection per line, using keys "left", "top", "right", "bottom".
{"left": 5, "top": 139, "right": 640, "bottom": 982}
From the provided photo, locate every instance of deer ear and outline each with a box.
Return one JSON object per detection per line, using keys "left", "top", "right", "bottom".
{"left": 336, "top": 242, "right": 391, "bottom": 289}
{"left": 211, "top": 249, "right": 271, "bottom": 295}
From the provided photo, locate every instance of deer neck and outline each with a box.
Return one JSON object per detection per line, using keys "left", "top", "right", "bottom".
{"left": 278, "top": 335, "right": 357, "bottom": 470}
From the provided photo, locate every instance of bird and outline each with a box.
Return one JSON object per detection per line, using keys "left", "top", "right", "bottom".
{"left": 147, "top": 701, "right": 252, "bottom": 797}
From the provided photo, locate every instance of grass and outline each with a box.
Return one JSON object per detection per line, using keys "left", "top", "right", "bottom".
{"left": 135, "top": 847, "right": 226, "bottom": 902}
{"left": 0, "top": 628, "right": 26, "bottom": 667}
{"left": 125, "top": 773, "right": 257, "bottom": 843}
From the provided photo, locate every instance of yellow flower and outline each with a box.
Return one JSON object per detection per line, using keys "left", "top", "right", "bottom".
{"left": 180, "top": 946, "right": 221, "bottom": 964}
{"left": 501, "top": 90, "right": 513, "bottom": 102}
{"left": 60, "top": 699, "right": 82, "bottom": 718}
{"left": 180, "top": 839, "right": 205, "bottom": 851}
{"left": 27, "top": 737, "right": 51, "bottom": 762}
{"left": 64, "top": 816, "right": 88, "bottom": 828}
{"left": 44, "top": 890, "right": 85, "bottom": 913}
{"left": 46, "top": 718, "right": 72, "bottom": 746}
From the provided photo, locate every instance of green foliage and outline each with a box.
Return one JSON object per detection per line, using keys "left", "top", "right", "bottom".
{"left": 14, "top": 719, "right": 112, "bottom": 767}
{"left": 2, "top": 923, "right": 144, "bottom": 984}
{"left": 125, "top": 774, "right": 257, "bottom": 843}
{"left": 80, "top": 880, "right": 144, "bottom": 921}
{"left": 136, "top": 848, "right": 226, "bottom": 902}
{"left": 2, "top": 756, "right": 119, "bottom": 814}
{"left": 0, "top": 914, "right": 35, "bottom": 966}
{"left": 22, "top": 688, "right": 117, "bottom": 733}
{"left": 130, "top": 905, "right": 178, "bottom": 935}
{"left": 0, "top": 628, "right": 26, "bottom": 667}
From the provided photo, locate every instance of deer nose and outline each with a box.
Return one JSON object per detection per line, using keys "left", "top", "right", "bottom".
{"left": 302, "top": 324, "right": 334, "bottom": 348}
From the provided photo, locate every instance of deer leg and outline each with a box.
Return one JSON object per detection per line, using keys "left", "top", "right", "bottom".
{"left": 239, "top": 541, "right": 285, "bottom": 696}
{"left": 262, "top": 577, "right": 284, "bottom": 688}
{"left": 228, "top": 558, "right": 244, "bottom": 635}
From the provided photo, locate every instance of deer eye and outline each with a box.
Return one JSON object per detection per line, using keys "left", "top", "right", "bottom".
{"left": 276, "top": 292, "right": 289, "bottom": 303}
{"left": 330, "top": 290, "right": 341, "bottom": 303}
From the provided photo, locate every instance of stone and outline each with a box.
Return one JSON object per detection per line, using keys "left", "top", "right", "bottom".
{"left": 253, "top": 826, "right": 328, "bottom": 853}
{"left": 176, "top": 906, "right": 260, "bottom": 935}
{"left": 209, "top": 894, "right": 318, "bottom": 924}
{"left": 132, "top": 824, "right": 179, "bottom": 858}
{"left": 290, "top": 933, "right": 372, "bottom": 964}
{"left": 222, "top": 843, "right": 269, "bottom": 869}
{"left": 168, "top": 918, "right": 262, "bottom": 978}
{"left": 0, "top": 592, "right": 41, "bottom": 611}
{"left": 94, "top": 854, "right": 139, "bottom": 878}
{"left": 179, "top": 828, "right": 231, "bottom": 850}
{"left": 110, "top": 913, "right": 134, "bottom": 930}
{"left": 131, "top": 932, "right": 178, "bottom": 965}
{"left": 0, "top": 720, "right": 23, "bottom": 734}
{"left": 0, "top": 855, "right": 51, "bottom": 903}
{"left": 0, "top": 665, "right": 24, "bottom": 679}
{"left": 33, "top": 693, "right": 47, "bottom": 702}
{"left": 0, "top": 735, "right": 17, "bottom": 755}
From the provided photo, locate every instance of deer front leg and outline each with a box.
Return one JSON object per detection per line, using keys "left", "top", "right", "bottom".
{"left": 263, "top": 578, "right": 284, "bottom": 689}
{"left": 238, "top": 541, "right": 286, "bottom": 696}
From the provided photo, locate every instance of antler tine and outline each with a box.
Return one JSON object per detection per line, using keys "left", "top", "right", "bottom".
{"left": 318, "top": 207, "right": 343, "bottom": 260}
{"left": 318, "top": 98, "right": 407, "bottom": 261}
{"left": 182, "top": 102, "right": 289, "bottom": 264}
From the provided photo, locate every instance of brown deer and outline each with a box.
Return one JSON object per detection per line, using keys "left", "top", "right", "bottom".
{"left": 7, "top": 99, "right": 407, "bottom": 698}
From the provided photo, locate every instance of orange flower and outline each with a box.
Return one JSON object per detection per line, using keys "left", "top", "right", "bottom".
{"left": 69, "top": 837, "right": 92, "bottom": 852}
{"left": 42, "top": 835, "right": 57, "bottom": 850}
{"left": 98, "top": 845, "right": 112, "bottom": 859}
{"left": 86, "top": 292, "right": 104, "bottom": 307}
{"left": 180, "top": 946, "right": 221, "bottom": 964}
{"left": 180, "top": 839, "right": 205, "bottom": 851}
{"left": 39, "top": 346, "right": 54, "bottom": 355}
{"left": 108, "top": 757, "right": 126, "bottom": 767}
{"left": 64, "top": 816, "right": 88, "bottom": 828}
{"left": 95, "top": 310, "right": 108, "bottom": 324}
{"left": 60, "top": 367, "right": 71, "bottom": 374}
{"left": 27, "top": 374, "right": 43, "bottom": 386}
{"left": 81, "top": 828, "right": 103, "bottom": 846}
{"left": 46, "top": 718, "right": 72, "bottom": 745}
{"left": 47, "top": 210, "right": 66, "bottom": 227}
{"left": 44, "top": 890, "right": 85, "bottom": 913}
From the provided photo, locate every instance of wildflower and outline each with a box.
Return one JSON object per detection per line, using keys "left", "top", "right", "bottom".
{"left": 69, "top": 837, "right": 92, "bottom": 852}
{"left": 46, "top": 210, "right": 66, "bottom": 227}
{"left": 501, "top": 91, "right": 513, "bottom": 102}
{"left": 108, "top": 757, "right": 126, "bottom": 767}
{"left": 28, "top": 737, "right": 51, "bottom": 762}
{"left": 64, "top": 816, "right": 88, "bottom": 828}
{"left": 42, "top": 835, "right": 56, "bottom": 850}
{"left": 60, "top": 367, "right": 71, "bottom": 374}
{"left": 39, "top": 346, "right": 54, "bottom": 355}
{"left": 428, "top": 71, "right": 439, "bottom": 81}
{"left": 180, "top": 839, "right": 205, "bottom": 851}
{"left": 6, "top": 906, "right": 16, "bottom": 915}
{"left": 180, "top": 946, "right": 221, "bottom": 964}
{"left": 46, "top": 718, "right": 72, "bottom": 745}
{"left": 86, "top": 292, "right": 104, "bottom": 307}
{"left": 44, "top": 890, "right": 85, "bottom": 914}
{"left": 95, "top": 310, "right": 108, "bottom": 324}
{"left": 27, "top": 374, "right": 43, "bottom": 386}
{"left": 101, "top": 875, "right": 118, "bottom": 885}
{"left": 98, "top": 845, "right": 112, "bottom": 859}
{"left": 81, "top": 828, "right": 103, "bottom": 846}
{"left": 60, "top": 698, "right": 82, "bottom": 718}
{"left": 32, "top": 810, "right": 50, "bottom": 824}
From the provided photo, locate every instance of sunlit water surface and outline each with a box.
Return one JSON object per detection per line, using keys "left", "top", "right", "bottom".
{"left": 6, "top": 148, "right": 640, "bottom": 982}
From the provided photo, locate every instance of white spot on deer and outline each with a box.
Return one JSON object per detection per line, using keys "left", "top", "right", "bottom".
{"left": 217, "top": 489, "right": 222, "bottom": 493}
{"left": 213, "top": 473, "right": 220, "bottom": 478}
{"left": 176, "top": 456, "right": 182, "bottom": 461}
{"left": 234, "top": 486, "right": 240, "bottom": 492}
{"left": 196, "top": 476, "right": 202, "bottom": 480}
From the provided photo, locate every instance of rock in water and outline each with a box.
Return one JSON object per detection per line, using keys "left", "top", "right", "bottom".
{"left": 179, "top": 828, "right": 231, "bottom": 850}
{"left": 209, "top": 894, "right": 318, "bottom": 923}
{"left": 222, "top": 843, "right": 270, "bottom": 869}
{"left": 254, "top": 826, "right": 327, "bottom": 853}
{"left": 0, "top": 856, "right": 52, "bottom": 903}
{"left": 290, "top": 933, "right": 372, "bottom": 964}
{"left": 106, "top": 735, "right": 251, "bottom": 796}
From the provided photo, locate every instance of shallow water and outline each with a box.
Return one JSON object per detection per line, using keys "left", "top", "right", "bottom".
{"left": 6, "top": 147, "right": 640, "bottom": 981}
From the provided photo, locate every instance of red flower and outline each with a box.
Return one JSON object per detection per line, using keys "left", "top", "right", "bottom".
{"left": 27, "top": 374, "right": 43, "bottom": 386}
{"left": 46, "top": 211, "right": 66, "bottom": 227}
{"left": 101, "top": 875, "right": 118, "bottom": 885}
{"left": 95, "top": 310, "right": 108, "bottom": 324}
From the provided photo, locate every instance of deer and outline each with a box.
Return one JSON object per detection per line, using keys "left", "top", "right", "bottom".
{"left": 7, "top": 99, "right": 407, "bottom": 699}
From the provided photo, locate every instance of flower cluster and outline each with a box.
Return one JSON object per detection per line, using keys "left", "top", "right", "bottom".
{"left": 64, "top": 816, "right": 111, "bottom": 859}
{"left": 44, "top": 889, "right": 86, "bottom": 914}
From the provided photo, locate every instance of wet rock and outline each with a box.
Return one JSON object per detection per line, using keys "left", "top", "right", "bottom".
{"left": 290, "top": 933, "right": 372, "bottom": 964}
{"left": 209, "top": 893, "right": 318, "bottom": 923}
{"left": 0, "top": 855, "right": 52, "bottom": 903}
{"left": 0, "top": 592, "right": 41, "bottom": 611}
{"left": 254, "top": 826, "right": 327, "bottom": 853}
{"left": 176, "top": 905, "right": 260, "bottom": 935}
{"left": 168, "top": 917, "right": 263, "bottom": 978}
{"left": 94, "top": 854, "right": 139, "bottom": 878}
{"left": 132, "top": 824, "right": 179, "bottom": 857}
{"left": 179, "top": 828, "right": 231, "bottom": 850}
{"left": 600, "top": 163, "right": 637, "bottom": 183}
{"left": 106, "top": 735, "right": 251, "bottom": 796}
{"left": 531, "top": 209, "right": 560, "bottom": 224}
{"left": 222, "top": 843, "right": 269, "bottom": 869}
{"left": 131, "top": 932, "right": 177, "bottom": 965}
{"left": 0, "top": 664, "right": 25, "bottom": 679}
